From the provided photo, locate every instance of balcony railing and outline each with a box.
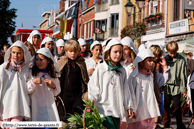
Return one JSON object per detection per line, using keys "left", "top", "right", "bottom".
{"left": 96, "top": 2, "right": 108, "bottom": 12}
{"left": 110, "top": 0, "right": 120, "bottom": 5}
{"left": 109, "top": 28, "right": 118, "bottom": 37}
{"left": 95, "top": 32, "right": 108, "bottom": 41}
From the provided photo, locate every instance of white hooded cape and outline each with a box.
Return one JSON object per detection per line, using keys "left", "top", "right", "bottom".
{"left": 41, "top": 37, "right": 57, "bottom": 56}
{"left": 27, "top": 48, "right": 61, "bottom": 121}
{"left": 88, "top": 38, "right": 134, "bottom": 122}
{"left": 27, "top": 30, "right": 42, "bottom": 44}
{"left": 0, "top": 41, "right": 32, "bottom": 120}
{"left": 128, "top": 49, "right": 160, "bottom": 123}
{"left": 120, "top": 36, "right": 138, "bottom": 78}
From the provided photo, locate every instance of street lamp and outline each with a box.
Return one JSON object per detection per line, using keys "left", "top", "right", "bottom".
{"left": 136, "top": 0, "right": 145, "bottom": 10}
{"left": 125, "top": 0, "right": 134, "bottom": 24}
{"left": 125, "top": 0, "right": 145, "bottom": 24}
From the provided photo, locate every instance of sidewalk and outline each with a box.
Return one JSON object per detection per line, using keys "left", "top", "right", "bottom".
{"left": 157, "top": 115, "right": 194, "bottom": 129}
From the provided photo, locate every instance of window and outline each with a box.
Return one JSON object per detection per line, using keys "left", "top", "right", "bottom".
{"left": 149, "top": 1, "right": 151, "bottom": 15}
{"left": 84, "top": 24, "right": 86, "bottom": 39}
{"left": 99, "top": 0, "right": 108, "bottom": 4}
{"left": 79, "top": 24, "right": 81, "bottom": 38}
{"left": 153, "top": 0, "right": 158, "bottom": 14}
{"left": 160, "top": 0, "right": 162, "bottom": 12}
{"left": 67, "top": 8, "right": 73, "bottom": 18}
{"left": 110, "top": 13, "right": 119, "bottom": 28}
{"left": 81, "top": 0, "right": 86, "bottom": 12}
{"left": 174, "top": 0, "right": 180, "bottom": 21}
{"left": 88, "top": 22, "right": 90, "bottom": 38}
{"left": 69, "top": 0, "right": 77, "bottom": 6}
{"left": 91, "top": 21, "right": 93, "bottom": 37}
{"left": 111, "top": 0, "right": 119, "bottom": 5}
{"left": 96, "top": 19, "right": 107, "bottom": 32}
{"left": 85, "top": 0, "right": 89, "bottom": 9}
{"left": 110, "top": 13, "right": 119, "bottom": 36}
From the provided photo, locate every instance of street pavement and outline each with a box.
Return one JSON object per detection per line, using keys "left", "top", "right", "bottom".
{"left": 157, "top": 114, "right": 194, "bottom": 129}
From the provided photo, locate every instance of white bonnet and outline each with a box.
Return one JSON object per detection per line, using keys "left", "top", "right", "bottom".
{"left": 56, "top": 39, "right": 65, "bottom": 47}
{"left": 27, "top": 30, "right": 42, "bottom": 44}
{"left": 90, "top": 41, "right": 101, "bottom": 50}
{"left": 130, "top": 49, "right": 154, "bottom": 77}
{"left": 36, "top": 48, "right": 60, "bottom": 77}
{"left": 4, "top": 40, "right": 32, "bottom": 64}
{"left": 104, "top": 38, "right": 122, "bottom": 52}
{"left": 78, "top": 38, "right": 86, "bottom": 46}
{"left": 120, "top": 36, "right": 138, "bottom": 54}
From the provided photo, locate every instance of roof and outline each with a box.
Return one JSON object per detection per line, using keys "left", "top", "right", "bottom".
{"left": 41, "top": 11, "right": 51, "bottom": 17}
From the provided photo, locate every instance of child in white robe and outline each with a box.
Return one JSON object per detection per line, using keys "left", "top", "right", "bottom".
{"left": 55, "top": 39, "right": 65, "bottom": 61}
{"left": 127, "top": 49, "right": 161, "bottom": 129}
{"left": 78, "top": 38, "right": 90, "bottom": 60}
{"left": 88, "top": 38, "right": 135, "bottom": 129}
{"left": 85, "top": 41, "right": 102, "bottom": 78}
{"left": 0, "top": 41, "right": 32, "bottom": 128}
{"left": 27, "top": 30, "right": 42, "bottom": 51}
{"left": 41, "top": 37, "right": 57, "bottom": 58}
{"left": 120, "top": 36, "right": 138, "bottom": 78}
{"left": 27, "top": 48, "right": 60, "bottom": 121}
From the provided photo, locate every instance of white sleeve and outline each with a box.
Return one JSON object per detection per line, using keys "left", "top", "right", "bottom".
{"left": 163, "top": 66, "right": 171, "bottom": 84}
{"left": 156, "top": 66, "right": 171, "bottom": 88}
{"left": 123, "top": 72, "right": 136, "bottom": 112}
{"left": 85, "top": 59, "right": 89, "bottom": 70}
{"left": 52, "top": 78, "right": 61, "bottom": 96}
{"left": 88, "top": 66, "right": 100, "bottom": 102}
{"left": 127, "top": 75, "right": 138, "bottom": 113}
{"left": 26, "top": 71, "right": 36, "bottom": 94}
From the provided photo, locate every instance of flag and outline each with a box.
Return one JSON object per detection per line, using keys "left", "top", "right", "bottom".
{"left": 60, "top": 19, "right": 74, "bottom": 35}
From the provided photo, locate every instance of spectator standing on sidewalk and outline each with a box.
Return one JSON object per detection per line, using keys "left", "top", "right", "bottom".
{"left": 163, "top": 41, "right": 187, "bottom": 129}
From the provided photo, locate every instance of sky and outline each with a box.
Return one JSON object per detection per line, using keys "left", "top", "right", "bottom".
{"left": 10, "top": 0, "right": 59, "bottom": 34}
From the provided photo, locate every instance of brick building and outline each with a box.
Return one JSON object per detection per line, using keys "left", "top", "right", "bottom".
{"left": 141, "top": 0, "right": 166, "bottom": 47}
{"left": 77, "top": 0, "right": 95, "bottom": 43}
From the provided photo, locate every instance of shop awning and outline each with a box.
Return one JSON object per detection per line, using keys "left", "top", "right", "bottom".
{"left": 177, "top": 42, "right": 194, "bottom": 53}
{"left": 177, "top": 38, "right": 194, "bottom": 44}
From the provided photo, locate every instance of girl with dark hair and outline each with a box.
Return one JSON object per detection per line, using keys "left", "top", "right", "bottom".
{"left": 40, "top": 37, "right": 57, "bottom": 57}
{"left": 27, "top": 48, "right": 60, "bottom": 122}
{"left": 85, "top": 41, "right": 102, "bottom": 78}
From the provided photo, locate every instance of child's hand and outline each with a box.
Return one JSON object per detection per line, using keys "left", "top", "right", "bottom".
{"left": 44, "top": 79, "right": 56, "bottom": 89}
{"left": 133, "top": 112, "right": 137, "bottom": 119}
{"left": 159, "top": 57, "right": 168, "bottom": 69}
{"left": 88, "top": 68, "right": 95, "bottom": 74}
{"left": 127, "top": 110, "right": 137, "bottom": 119}
{"left": 127, "top": 109, "right": 133, "bottom": 119}
{"left": 33, "top": 78, "right": 42, "bottom": 84}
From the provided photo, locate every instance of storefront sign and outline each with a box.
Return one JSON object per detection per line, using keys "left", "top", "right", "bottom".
{"left": 169, "top": 19, "right": 189, "bottom": 35}
{"left": 184, "top": 0, "right": 194, "bottom": 11}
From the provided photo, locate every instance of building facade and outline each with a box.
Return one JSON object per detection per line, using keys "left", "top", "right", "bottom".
{"left": 141, "top": 0, "right": 166, "bottom": 47}
{"left": 39, "top": 12, "right": 51, "bottom": 30}
{"left": 94, "top": 0, "right": 123, "bottom": 41}
{"left": 77, "top": 0, "right": 95, "bottom": 43}
{"left": 165, "top": 0, "right": 194, "bottom": 44}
